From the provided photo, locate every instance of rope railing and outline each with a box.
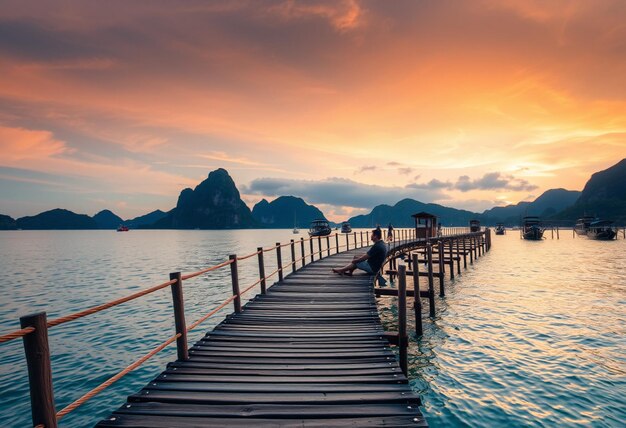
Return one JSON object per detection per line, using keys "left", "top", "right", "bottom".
{"left": 0, "top": 326, "right": 35, "bottom": 344}
{"left": 55, "top": 332, "right": 182, "bottom": 420}
{"left": 6, "top": 227, "right": 428, "bottom": 427}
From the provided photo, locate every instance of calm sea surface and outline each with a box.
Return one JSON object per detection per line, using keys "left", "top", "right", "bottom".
{"left": 1, "top": 230, "right": 625, "bottom": 427}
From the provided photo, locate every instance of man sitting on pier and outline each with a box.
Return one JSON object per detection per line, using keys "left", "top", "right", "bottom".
{"left": 332, "top": 228, "right": 387, "bottom": 277}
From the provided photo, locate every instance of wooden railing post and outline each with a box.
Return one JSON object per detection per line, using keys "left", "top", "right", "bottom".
{"left": 257, "top": 247, "right": 267, "bottom": 294}
{"left": 300, "top": 238, "right": 306, "bottom": 267}
{"left": 346, "top": 233, "right": 350, "bottom": 251}
{"left": 360, "top": 231, "right": 364, "bottom": 247}
{"left": 20, "top": 312, "right": 58, "bottom": 428}
{"left": 398, "top": 265, "right": 408, "bottom": 377}
{"left": 412, "top": 254, "right": 423, "bottom": 336}
{"left": 326, "top": 236, "right": 331, "bottom": 256}
{"left": 335, "top": 233, "right": 340, "bottom": 254}
{"left": 229, "top": 255, "right": 242, "bottom": 313}
{"left": 469, "top": 236, "right": 474, "bottom": 264}
{"left": 276, "top": 242, "right": 283, "bottom": 281}
{"left": 426, "top": 243, "right": 436, "bottom": 317}
{"left": 290, "top": 239, "right": 296, "bottom": 273}
{"left": 169, "top": 272, "right": 188, "bottom": 361}
{"left": 455, "top": 238, "right": 461, "bottom": 274}
{"left": 353, "top": 231, "right": 357, "bottom": 248}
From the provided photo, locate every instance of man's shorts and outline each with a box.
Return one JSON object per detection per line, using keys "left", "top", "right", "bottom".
{"left": 356, "top": 260, "right": 374, "bottom": 274}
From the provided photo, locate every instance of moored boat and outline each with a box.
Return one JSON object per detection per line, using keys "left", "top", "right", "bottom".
{"left": 469, "top": 219, "right": 481, "bottom": 232}
{"left": 522, "top": 216, "right": 544, "bottom": 240}
{"left": 574, "top": 215, "right": 594, "bottom": 236}
{"left": 495, "top": 223, "right": 506, "bottom": 235}
{"left": 587, "top": 220, "right": 617, "bottom": 240}
{"left": 117, "top": 225, "right": 129, "bottom": 232}
{"left": 340, "top": 222, "right": 352, "bottom": 233}
{"left": 308, "top": 219, "right": 332, "bottom": 237}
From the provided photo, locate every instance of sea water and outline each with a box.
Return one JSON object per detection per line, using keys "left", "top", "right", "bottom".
{"left": 1, "top": 230, "right": 625, "bottom": 427}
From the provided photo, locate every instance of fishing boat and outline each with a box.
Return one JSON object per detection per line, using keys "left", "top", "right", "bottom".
{"left": 574, "top": 215, "right": 594, "bottom": 236}
{"left": 522, "top": 216, "right": 544, "bottom": 240}
{"left": 308, "top": 219, "right": 332, "bottom": 237}
{"left": 117, "top": 225, "right": 129, "bottom": 232}
{"left": 587, "top": 220, "right": 617, "bottom": 240}
{"left": 469, "top": 219, "right": 481, "bottom": 232}
{"left": 340, "top": 222, "right": 352, "bottom": 233}
{"left": 495, "top": 223, "right": 506, "bottom": 235}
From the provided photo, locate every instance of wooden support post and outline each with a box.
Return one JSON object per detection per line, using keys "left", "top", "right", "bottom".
{"left": 353, "top": 231, "right": 357, "bottom": 248}
{"left": 397, "top": 265, "right": 408, "bottom": 377}
{"left": 257, "top": 247, "right": 267, "bottom": 294}
{"left": 551, "top": 227, "right": 554, "bottom": 239}
{"left": 326, "top": 236, "right": 330, "bottom": 256}
{"left": 346, "top": 232, "right": 350, "bottom": 251}
{"left": 360, "top": 231, "right": 364, "bottom": 247}
{"left": 557, "top": 227, "right": 560, "bottom": 239}
{"left": 309, "top": 238, "right": 314, "bottom": 263}
{"left": 438, "top": 241, "right": 445, "bottom": 297}
{"left": 468, "top": 236, "right": 473, "bottom": 264}
{"left": 229, "top": 255, "right": 241, "bottom": 313}
{"left": 412, "top": 254, "right": 423, "bottom": 336}
{"left": 317, "top": 236, "right": 322, "bottom": 259}
{"left": 463, "top": 236, "right": 467, "bottom": 269}
{"left": 455, "top": 238, "right": 461, "bottom": 274}
{"left": 20, "top": 312, "right": 57, "bottom": 428}
{"left": 474, "top": 235, "right": 478, "bottom": 258}
{"left": 448, "top": 239, "right": 454, "bottom": 280}
{"left": 276, "top": 243, "right": 283, "bottom": 282}
{"left": 290, "top": 239, "right": 296, "bottom": 273}
{"left": 169, "top": 272, "right": 188, "bottom": 361}
{"left": 426, "top": 243, "right": 436, "bottom": 317}
{"left": 335, "top": 233, "right": 340, "bottom": 254}
{"left": 300, "top": 238, "right": 306, "bottom": 267}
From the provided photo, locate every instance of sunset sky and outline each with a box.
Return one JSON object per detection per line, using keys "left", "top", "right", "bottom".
{"left": 1, "top": 0, "right": 625, "bottom": 221}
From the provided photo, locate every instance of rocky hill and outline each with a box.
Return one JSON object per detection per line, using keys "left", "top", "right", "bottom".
{"left": 16, "top": 209, "right": 97, "bottom": 230}
{"left": 0, "top": 214, "right": 17, "bottom": 230}
{"left": 154, "top": 169, "right": 257, "bottom": 229}
{"left": 252, "top": 196, "right": 326, "bottom": 228}
{"left": 553, "top": 159, "right": 626, "bottom": 222}
{"left": 125, "top": 210, "right": 168, "bottom": 228}
{"left": 93, "top": 209, "right": 124, "bottom": 229}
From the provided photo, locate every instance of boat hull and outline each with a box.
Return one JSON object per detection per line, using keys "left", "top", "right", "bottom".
{"left": 523, "top": 227, "right": 544, "bottom": 240}
{"left": 587, "top": 230, "right": 616, "bottom": 240}
{"left": 309, "top": 229, "right": 331, "bottom": 237}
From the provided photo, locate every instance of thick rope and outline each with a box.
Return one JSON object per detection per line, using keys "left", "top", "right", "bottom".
{"left": 0, "top": 327, "right": 35, "bottom": 344}
{"left": 181, "top": 259, "right": 233, "bottom": 280}
{"left": 47, "top": 279, "right": 177, "bottom": 328}
{"left": 237, "top": 250, "right": 261, "bottom": 261}
{"left": 56, "top": 332, "right": 181, "bottom": 419}
{"left": 186, "top": 295, "right": 237, "bottom": 332}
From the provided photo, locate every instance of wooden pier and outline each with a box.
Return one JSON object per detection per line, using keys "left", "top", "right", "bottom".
{"left": 98, "top": 248, "right": 427, "bottom": 427}
{"left": 0, "top": 227, "right": 491, "bottom": 427}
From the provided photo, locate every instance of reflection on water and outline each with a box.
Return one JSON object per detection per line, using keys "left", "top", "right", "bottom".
{"left": 1, "top": 230, "right": 625, "bottom": 427}
{"left": 0, "top": 229, "right": 351, "bottom": 427}
{"left": 379, "top": 233, "right": 626, "bottom": 427}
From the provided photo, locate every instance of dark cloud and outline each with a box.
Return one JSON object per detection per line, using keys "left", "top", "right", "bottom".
{"left": 242, "top": 177, "right": 446, "bottom": 208}
{"left": 454, "top": 172, "right": 537, "bottom": 192}
{"left": 397, "top": 167, "right": 414, "bottom": 175}
{"left": 387, "top": 161, "right": 402, "bottom": 166}
{"left": 407, "top": 172, "right": 536, "bottom": 192}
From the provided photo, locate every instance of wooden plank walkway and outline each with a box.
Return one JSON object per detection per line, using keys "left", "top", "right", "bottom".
{"left": 97, "top": 248, "right": 427, "bottom": 427}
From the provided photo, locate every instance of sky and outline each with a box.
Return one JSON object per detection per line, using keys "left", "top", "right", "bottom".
{"left": 1, "top": 0, "right": 625, "bottom": 221}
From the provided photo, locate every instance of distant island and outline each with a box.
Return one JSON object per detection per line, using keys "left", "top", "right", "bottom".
{"left": 1, "top": 159, "right": 624, "bottom": 230}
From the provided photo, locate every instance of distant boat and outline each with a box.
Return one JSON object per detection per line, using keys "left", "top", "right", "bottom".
{"left": 469, "top": 219, "right": 481, "bottom": 232}
{"left": 574, "top": 215, "right": 594, "bottom": 236}
{"left": 117, "top": 225, "right": 129, "bottom": 232}
{"left": 587, "top": 220, "right": 617, "bottom": 240}
{"left": 522, "top": 216, "right": 544, "bottom": 240}
{"left": 340, "top": 222, "right": 352, "bottom": 233}
{"left": 308, "top": 219, "right": 332, "bottom": 237}
{"left": 495, "top": 223, "right": 506, "bottom": 235}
